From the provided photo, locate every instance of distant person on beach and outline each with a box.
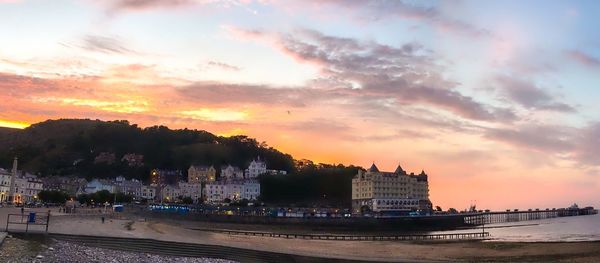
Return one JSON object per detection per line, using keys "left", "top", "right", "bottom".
{"left": 101, "top": 216, "right": 105, "bottom": 224}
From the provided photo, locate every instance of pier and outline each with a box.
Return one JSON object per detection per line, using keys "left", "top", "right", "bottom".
{"left": 464, "top": 207, "right": 598, "bottom": 225}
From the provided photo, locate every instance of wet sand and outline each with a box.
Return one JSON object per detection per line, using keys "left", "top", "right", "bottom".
{"left": 38, "top": 213, "right": 600, "bottom": 262}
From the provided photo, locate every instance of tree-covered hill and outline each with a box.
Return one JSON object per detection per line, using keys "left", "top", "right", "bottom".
{"left": 0, "top": 119, "right": 295, "bottom": 180}
{"left": 0, "top": 127, "right": 17, "bottom": 136}
{"left": 0, "top": 119, "right": 362, "bottom": 207}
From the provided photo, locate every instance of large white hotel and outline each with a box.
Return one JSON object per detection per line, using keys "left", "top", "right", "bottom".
{"left": 352, "top": 163, "right": 431, "bottom": 214}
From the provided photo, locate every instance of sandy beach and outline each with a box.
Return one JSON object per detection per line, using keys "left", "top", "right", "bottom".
{"left": 41, "top": 213, "right": 600, "bottom": 262}
{"left": 2, "top": 207, "right": 600, "bottom": 262}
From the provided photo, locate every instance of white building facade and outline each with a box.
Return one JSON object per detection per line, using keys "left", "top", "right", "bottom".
{"left": 139, "top": 185, "right": 156, "bottom": 201}
{"left": 85, "top": 179, "right": 116, "bottom": 193}
{"left": 114, "top": 176, "right": 143, "bottom": 197}
{"left": 0, "top": 166, "right": 43, "bottom": 204}
{"left": 0, "top": 168, "right": 10, "bottom": 202}
{"left": 241, "top": 180, "right": 260, "bottom": 201}
{"left": 352, "top": 163, "right": 431, "bottom": 213}
{"left": 205, "top": 180, "right": 260, "bottom": 203}
{"left": 245, "top": 158, "right": 267, "bottom": 179}
{"left": 161, "top": 185, "right": 181, "bottom": 202}
{"left": 178, "top": 181, "right": 203, "bottom": 202}
{"left": 187, "top": 165, "right": 216, "bottom": 183}
{"left": 221, "top": 165, "right": 244, "bottom": 181}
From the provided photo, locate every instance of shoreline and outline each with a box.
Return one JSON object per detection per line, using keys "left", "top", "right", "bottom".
{"left": 6, "top": 232, "right": 600, "bottom": 263}
{"left": 3, "top": 208, "right": 600, "bottom": 262}
{"left": 39, "top": 215, "right": 600, "bottom": 262}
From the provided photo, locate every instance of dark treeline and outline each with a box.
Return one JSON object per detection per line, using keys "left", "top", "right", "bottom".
{"left": 260, "top": 161, "right": 361, "bottom": 207}
{"left": 77, "top": 190, "right": 133, "bottom": 205}
{"left": 0, "top": 119, "right": 295, "bottom": 182}
{"left": 37, "top": 190, "right": 70, "bottom": 204}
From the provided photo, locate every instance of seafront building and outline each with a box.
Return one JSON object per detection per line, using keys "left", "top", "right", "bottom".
{"left": 0, "top": 159, "right": 44, "bottom": 204}
{"left": 0, "top": 168, "right": 11, "bottom": 202}
{"left": 205, "top": 179, "right": 260, "bottom": 203}
{"left": 19, "top": 173, "right": 43, "bottom": 203}
{"left": 161, "top": 184, "right": 181, "bottom": 202}
{"left": 178, "top": 181, "right": 203, "bottom": 202}
{"left": 245, "top": 157, "right": 287, "bottom": 178}
{"left": 84, "top": 179, "right": 116, "bottom": 194}
{"left": 1, "top": 156, "right": 284, "bottom": 205}
{"left": 114, "top": 176, "right": 143, "bottom": 197}
{"left": 352, "top": 163, "right": 431, "bottom": 214}
{"left": 41, "top": 176, "right": 87, "bottom": 195}
{"left": 139, "top": 185, "right": 156, "bottom": 200}
{"left": 221, "top": 165, "right": 244, "bottom": 180}
{"left": 151, "top": 169, "right": 183, "bottom": 185}
{"left": 187, "top": 165, "right": 216, "bottom": 183}
{"left": 204, "top": 157, "right": 283, "bottom": 204}
{"left": 245, "top": 158, "right": 267, "bottom": 179}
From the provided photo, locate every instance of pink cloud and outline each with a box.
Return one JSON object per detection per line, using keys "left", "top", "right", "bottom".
{"left": 224, "top": 27, "right": 513, "bottom": 121}
{"left": 566, "top": 50, "right": 600, "bottom": 69}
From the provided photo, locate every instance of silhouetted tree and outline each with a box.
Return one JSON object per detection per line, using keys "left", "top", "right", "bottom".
{"left": 37, "top": 190, "right": 69, "bottom": 204}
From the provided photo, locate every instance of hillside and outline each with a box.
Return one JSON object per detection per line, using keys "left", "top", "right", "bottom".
{"left": 0, "top": 126, "right": 18, "bottom": 136}
{"left": 0, "top": 119, "right": 360, "bottom": 206}
{"left": 0, "top": 119, "right": 295, "bottom": 180}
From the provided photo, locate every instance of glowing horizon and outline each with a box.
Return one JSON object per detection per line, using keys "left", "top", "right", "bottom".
{"left": 1, "top": 0, "right": 600, "bottom": 210}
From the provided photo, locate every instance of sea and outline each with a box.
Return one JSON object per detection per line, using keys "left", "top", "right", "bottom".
{"left": 433, "top": 213, "right": 600, "bottom": 242}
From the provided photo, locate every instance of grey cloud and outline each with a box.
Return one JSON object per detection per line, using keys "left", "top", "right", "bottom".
{"left": 82, "top": 35, "right": 134, "bottom": 54}
{"left": 206, "top": 61, "right": 241, "bottom": 71}
{"left": 275, "top": 29, "right": 514, "bottom": 121}
{"left": 106, "top": 1, "right": 490, "bottom": 38}
{"left": 485, "top": 124, "right": 576, "bottom": 153}
{"left": 496, "top": 75, "right": 576, "bottom": 113}
{"left": 108, "top": 0, "right": 193, "bottom": 12}
{"left": 282, "top": 118, "right": 351, "bottom": 133}
{"left": 484, "top": 122, "right": 600, "bottom": 168}
{"left": 177, "top": 82, "right": 313, "bottom": 107}
{"left": 184, "top": 28, "right": 515, "bottom": 122}
{"left": 312, "top": 0, "right": 491, "bottom": 38}
{"left": 573, "top": 122, "right": 600, "bottom": 166}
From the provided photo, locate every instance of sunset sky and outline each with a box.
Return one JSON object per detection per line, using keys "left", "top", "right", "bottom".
{"left": 1, "top": 0, "right": 599, "bottom": 210}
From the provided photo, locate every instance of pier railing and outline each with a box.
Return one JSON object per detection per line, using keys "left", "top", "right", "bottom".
{"left": 464, "top": 207, "right": 598, "bottom": 225}
{"left": 196, "top": 228, "right": 489, "bottom": 241}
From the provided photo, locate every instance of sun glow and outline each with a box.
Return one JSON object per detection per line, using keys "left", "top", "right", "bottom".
{"left": 0, "top": 119, "right": 30, "bottom": 129}
{"left": 35, "top": 97, "right": 150, "bottom": 113}
{"left": 217, "top": 128, "right": 246, "bottom": 137}
{"left": 180, "top": 109, "right": 248, "bottom": 122}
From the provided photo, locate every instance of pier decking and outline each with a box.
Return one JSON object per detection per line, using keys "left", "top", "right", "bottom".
{"left": 464, "top": 207, "right": 598, "bottom": 225}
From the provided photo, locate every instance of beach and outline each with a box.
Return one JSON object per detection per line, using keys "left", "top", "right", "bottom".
{"left": 2, "top": 207, "right": 600, "bottom": 262}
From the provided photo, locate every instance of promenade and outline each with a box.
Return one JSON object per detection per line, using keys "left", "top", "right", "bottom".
{"left": 32, "top": 213, "right": 600, "bottom": 262}
{"left": 3, "top": 207, "right": 600, "bottom": 262}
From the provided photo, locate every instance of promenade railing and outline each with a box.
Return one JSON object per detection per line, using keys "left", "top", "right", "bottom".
{"left": 196, "top": 227, "right": 490, "bottom": 241}
{"left": 5, "top": 212, "right": 50, "bottom": 233}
